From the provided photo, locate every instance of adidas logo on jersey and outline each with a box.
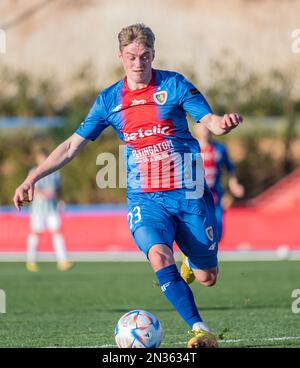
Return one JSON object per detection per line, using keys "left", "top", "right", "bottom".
{"left": 123, "top": 124, "right": 171, "bottom": 142}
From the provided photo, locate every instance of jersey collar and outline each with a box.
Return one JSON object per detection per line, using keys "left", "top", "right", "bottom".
{"left": 123, "top": 69, "right": 156, "bottom": 92}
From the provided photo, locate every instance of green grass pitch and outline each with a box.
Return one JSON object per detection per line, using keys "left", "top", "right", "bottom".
{"left": 0, "top": 261, "right": 299, "bottom": 348}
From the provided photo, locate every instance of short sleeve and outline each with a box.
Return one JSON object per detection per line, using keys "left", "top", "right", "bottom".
{"left": 177, "top": 74, "right": 213, "bottom": 122}
{"left": 75, "top": 93, "right": 110, "bottom": 141}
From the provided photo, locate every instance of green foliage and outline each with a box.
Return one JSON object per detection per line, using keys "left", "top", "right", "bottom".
{"left": 203, "top": 57, "right": 296, "bottom": 117}
{"left": 0, "top": 66, "right": 60, "bottom": 116}
{"left": 233, "top": 134, "right": 286, "bottom": 200}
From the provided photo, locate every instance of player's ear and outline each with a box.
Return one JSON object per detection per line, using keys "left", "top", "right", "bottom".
{"left": 152, "top": 49, "right": 155, "bottom": 61}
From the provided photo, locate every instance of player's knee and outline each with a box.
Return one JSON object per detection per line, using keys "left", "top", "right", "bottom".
{"left": 203, "top": 276, "right": 217, "bottom": 287}
{"left": 196, "top": 273, "right": 217, "bottom": 287}
{"left": 148, "top": 245, "right": 174, "bottom": 271}
{"left": 150, "top": 251, "right": 172, "bottom": 269}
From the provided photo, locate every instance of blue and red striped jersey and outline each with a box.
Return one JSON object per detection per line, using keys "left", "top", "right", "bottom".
{"left": 202, "top": 141, "right": 235, "bottom": 202}
{"left": 76, "top": 69, "right": 212, "bottom": 193}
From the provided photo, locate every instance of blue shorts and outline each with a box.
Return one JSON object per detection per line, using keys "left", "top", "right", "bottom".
{"left": 126, "top": 188, "right": 218, "bottom": 270}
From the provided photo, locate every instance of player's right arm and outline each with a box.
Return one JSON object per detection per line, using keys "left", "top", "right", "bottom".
{"left": 13, "top": 133, "right": 88, "bottom": 210}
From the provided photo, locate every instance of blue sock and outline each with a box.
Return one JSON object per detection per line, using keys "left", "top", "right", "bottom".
{"left": 156, "top": 264, "right": 202, "bottom": 328}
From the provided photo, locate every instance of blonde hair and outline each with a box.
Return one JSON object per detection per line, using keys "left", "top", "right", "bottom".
{"left": 118, "top": 23, "right": 155, "bottom": 51}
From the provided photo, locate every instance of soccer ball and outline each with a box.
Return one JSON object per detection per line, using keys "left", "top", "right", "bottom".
{"left": 115, "top": 310, "right": 163, "bottom": 348}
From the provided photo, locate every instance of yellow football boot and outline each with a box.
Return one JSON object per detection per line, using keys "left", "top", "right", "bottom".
{"left": 57, "top": 260, "right": 74, "bottom": 272}
{"left": 187, "top": 329, "right": 219, "bottom": 348}
{"left": 180, "top": 253, "right": 195, "bottom": 284}
{"left": 26, "top": 262, "right": 39, "bottom": 272}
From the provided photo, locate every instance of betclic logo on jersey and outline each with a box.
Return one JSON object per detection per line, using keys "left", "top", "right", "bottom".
{"left": 122, "top": 120, "right": 175, "bottom": 143}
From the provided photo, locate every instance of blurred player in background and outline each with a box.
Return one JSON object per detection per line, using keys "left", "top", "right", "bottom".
{"left": 14, "top": 24, "right": 243, "bottom": 347}
{"left": 181, "top": 124, "right": 244, "bottom": 284}
{"left": 195, "top": 123, "right": 244, "bottom": 241}
{"left": 26, "top": 148, "right": 73, "bottom": 272}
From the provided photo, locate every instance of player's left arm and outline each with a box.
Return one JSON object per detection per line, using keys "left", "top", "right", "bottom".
{"left": 199, "top": 113, "right": 243, "bottom": 136}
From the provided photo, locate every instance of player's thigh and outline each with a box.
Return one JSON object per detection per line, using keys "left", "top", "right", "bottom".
{"left": 30, "top": 212, "right": 46, "bottom": 233}
{"left": 46, "top": 212, "right": 61, "bottom": 232}
{"left": 126, "top": 193, "right": 176, "bottom": 259}
{"left": 175, "top": 196, "right": 218, "bottom": 271}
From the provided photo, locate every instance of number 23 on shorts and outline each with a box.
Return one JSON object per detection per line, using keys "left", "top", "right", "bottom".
{"left": 127, "top": 206, "right": 142, "bottom": 230}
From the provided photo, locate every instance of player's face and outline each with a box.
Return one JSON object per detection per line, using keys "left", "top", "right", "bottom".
{"left": 119, "top": 42, "right": 155, "bottom": 85}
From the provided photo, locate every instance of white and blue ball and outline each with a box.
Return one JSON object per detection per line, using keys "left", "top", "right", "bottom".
{"left": 115, "top": 310, "right": 163, "bottom": 348}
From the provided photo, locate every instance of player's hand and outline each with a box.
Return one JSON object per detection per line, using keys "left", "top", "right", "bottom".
{"left": 58, "top": 200, "right": 65, "bottom": 213}
{"left": 220, "top": 113, "right": 243, "bottom": 132}
{"left": 13, "top": 181, "right": 35, "bottom": 211}
{"left": 228, "top": 177, "right": 245, "bottom": 198}
{"left": 230, "top": 182, "right": 245, "bottom": 198}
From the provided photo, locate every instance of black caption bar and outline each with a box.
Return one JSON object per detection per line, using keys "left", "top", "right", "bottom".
{"left": 0, "top": 347, "right": 295, "bottom": 366}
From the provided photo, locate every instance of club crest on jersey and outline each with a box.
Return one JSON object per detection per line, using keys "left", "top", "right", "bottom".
{"left": 153, "top": 91, "right": 167, "bottom": 105}
{"left": 206, "top": 226, "right": 214, "bottom": 241}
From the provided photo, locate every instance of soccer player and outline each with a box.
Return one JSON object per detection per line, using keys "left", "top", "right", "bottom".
{"left": 25, "top": 148, "right": 73, "bottom": 272}
{"left": 180, "top": 124, "right": 244, "bottom": 284}
{"left": 13, "top": 24, "right": 243, "bottom": 348}
{"left": 195, "top": 124, "right": 244, "bottom": 241}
